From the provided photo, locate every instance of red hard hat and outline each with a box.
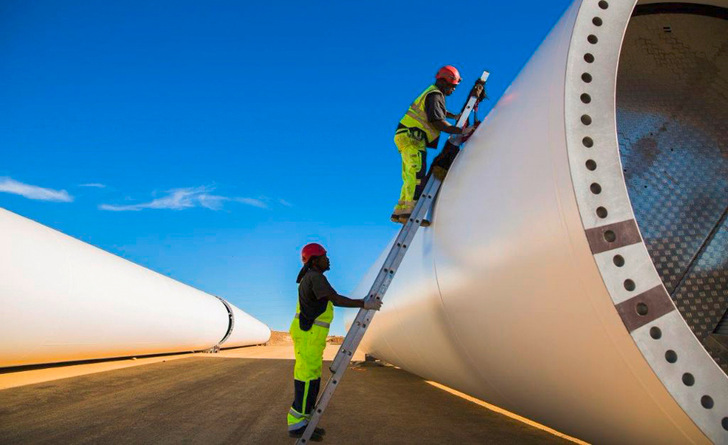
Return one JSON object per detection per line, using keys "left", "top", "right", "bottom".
{"left": 436, "top": 65, "right": 461, "bottom": 85}
{"left": 301, "top": 243, "right": 327, "bottom": 263}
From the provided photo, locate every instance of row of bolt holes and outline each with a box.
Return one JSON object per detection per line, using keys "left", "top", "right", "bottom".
{"left": 650, "top": 325, "right": 727, "bottom": 429}
{"left": 583, "top": 5, "right": 643, "bottom": 318}
{"left": 583, "top": 5, "right": 638, "bottom": 298}
{"left": 581, "top": 6, "right": 639, "bottom": 302}
{"left": 584, "top": 1, "right": 727, "bottom": 432}
{"left": 582, "top": 3, "right": 607, "bottom": 222}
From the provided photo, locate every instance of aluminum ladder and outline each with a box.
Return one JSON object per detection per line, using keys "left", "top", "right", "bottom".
{"left": 296, "top": 70, "right": 489, "bottom": 444}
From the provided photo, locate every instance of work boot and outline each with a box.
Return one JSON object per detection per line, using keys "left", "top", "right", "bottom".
{"left": 392, "top": 202, "right": 414, "bottom": 224}
{"left": 391, "top": 209, "right": 411, "bottom": 224}
{"left": 432, "top": 165, "right": 448, "bottom": 181}
{"left": 288, "top": 426, "right": 325, "bottom": 441}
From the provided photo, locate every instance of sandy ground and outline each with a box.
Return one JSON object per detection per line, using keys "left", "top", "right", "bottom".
{"left": 0, "top": 332, "right": 585, "bottom": 443}
{"left": 0, "top": 356, "right": 580, "bottom": 444}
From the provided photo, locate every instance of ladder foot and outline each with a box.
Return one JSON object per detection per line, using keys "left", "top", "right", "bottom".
{"left": 290, "top": 426, "right": 325, "bottom": 442}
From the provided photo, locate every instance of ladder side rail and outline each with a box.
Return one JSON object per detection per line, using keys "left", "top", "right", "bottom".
{"left": 301, "top": 181, "right": 443, "bottom": 444}
{"left": 298, "top": 348, "right": 355, "bottom": 443}
{"left": 333, "top": 180, "right": 443, "bottom": 354}
{"left": 318, "top": 72, "right": 481, "bottom": 391}
{"left": 329, "top": 177, "right": 439, "bottom": 371}
{"left": 451, "top": 70, "right": 489, "bottom": 132}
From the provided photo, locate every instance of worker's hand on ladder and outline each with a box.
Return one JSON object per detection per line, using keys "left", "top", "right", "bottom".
{"left": 362, "top": 298, "right": 383, "bottom": 311}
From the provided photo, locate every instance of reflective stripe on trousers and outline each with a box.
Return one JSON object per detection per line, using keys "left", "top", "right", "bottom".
{"left": 294, "top": 313, "right": 330, "bottom": 329}
{"left": 287, "top": 407, "right": 309, "bottom": 431}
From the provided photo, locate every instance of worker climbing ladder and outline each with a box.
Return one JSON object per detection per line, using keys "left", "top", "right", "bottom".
{"left": 296, "top": 70, "right": 490, "bottom": 444}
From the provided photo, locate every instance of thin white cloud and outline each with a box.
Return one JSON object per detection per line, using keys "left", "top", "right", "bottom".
{"left": 0, "top": 177, "right": 73, "bottom": 202}
{"left": 198, "top": 193, "right": 228, "bottom": 210}
{"left": 78, "top": 183, "right": 106, "bottom": 188}
{"left": 99, "top": 186, "right": 269, "bottom": 212}
{"left": 234, "top": 197, "right": 268, "bottom": 209}
{"left": 278, "top": 198, "right": 293, "bottom": 207}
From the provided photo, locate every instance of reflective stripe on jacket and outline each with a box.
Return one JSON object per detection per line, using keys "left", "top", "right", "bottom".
{"left": 295, "top": 300, "right": 334, "bottom": 330}
{"left": 399, "top": 85, "right": 442, "bottom": 144}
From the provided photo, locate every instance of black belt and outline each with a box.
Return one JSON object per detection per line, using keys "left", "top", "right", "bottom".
{"left": 396, "top": 126, "right": 427, "bottom": 142}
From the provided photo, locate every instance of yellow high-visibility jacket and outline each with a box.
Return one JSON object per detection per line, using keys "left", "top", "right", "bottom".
{"left": 399, "top": 84, "right": 442, "bottom": 144}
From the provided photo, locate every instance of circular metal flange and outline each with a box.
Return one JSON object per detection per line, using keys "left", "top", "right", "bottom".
{"left": 215, "top": 296, "right": 236, "bottom": 347}
{"left": 564, "top": 0, "right": 728, "bottom": 441}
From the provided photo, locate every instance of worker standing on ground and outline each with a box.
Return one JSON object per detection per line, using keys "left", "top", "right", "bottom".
{"left": 390, "top": 65, "right": 475, "bottom": 224}
{"left": 287, "top": 243, "right": 382, "bottom": 441}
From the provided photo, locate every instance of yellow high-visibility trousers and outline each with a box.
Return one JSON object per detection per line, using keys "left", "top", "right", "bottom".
{"left": 393, "top": 131, "right": 427, "bottom": 216}
{"left": 286, "top": 319, "right": 329, "bottom": 431}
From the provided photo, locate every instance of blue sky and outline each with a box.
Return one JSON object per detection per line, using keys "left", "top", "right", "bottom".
{"left": 0, "top": 0, "right": 571, "bottom": 334}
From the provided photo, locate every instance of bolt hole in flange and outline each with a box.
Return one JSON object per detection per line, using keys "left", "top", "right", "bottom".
{"left": 650, "top": 326, "right": 661, "bottom": 339}
{"left": 624, "top": 279, "right": 636, "bottom": 291}
{"left": 616, "top": 5, "right": 728, "bottom": 374}
{"left": 636, "top": 302, "right": 648, "bottom": 316}
{"left": 665, "top": 350, "right": 678, "bottom": 363}
{"left": 584, "top": 53, "right": 595, "bottom": 63}
{"left": 682, "top": 373, "right": 695, "bottom": 386}
{"left": 603, "top": 230, "right": 616, "bottom": 243}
